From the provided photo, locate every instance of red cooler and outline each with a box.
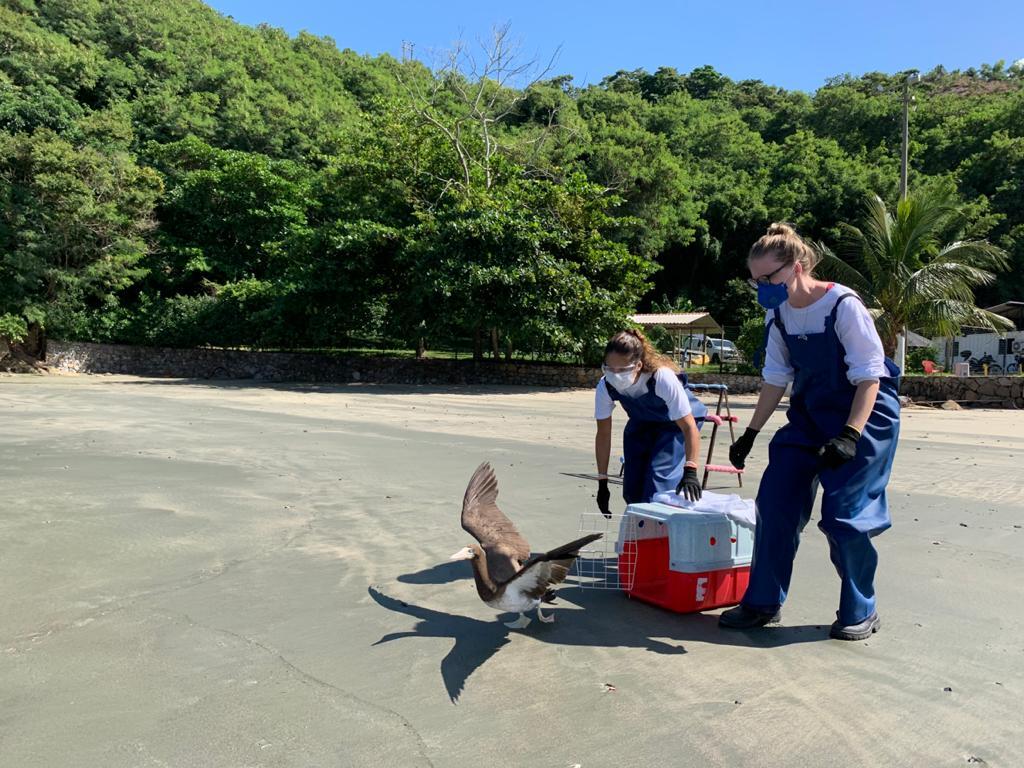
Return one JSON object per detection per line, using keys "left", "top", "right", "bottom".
{"left": 618, "top": 501, "right": 755, "bottom": 613}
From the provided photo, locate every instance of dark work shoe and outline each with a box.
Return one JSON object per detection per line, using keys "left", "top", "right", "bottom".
{"left": 719, "top": 604, "right": 782, "bottom": 629}
{"left": 830, "top": 612, "right": 880, "bottom": 641}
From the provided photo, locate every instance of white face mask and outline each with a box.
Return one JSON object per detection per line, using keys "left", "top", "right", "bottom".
{"left": 603, "top": 364, "right": 639, "bottom": 392}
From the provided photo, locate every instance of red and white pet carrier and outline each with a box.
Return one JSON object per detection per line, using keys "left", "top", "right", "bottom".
{"left": 576, "top": 492, "right": 756, "bottom": 614}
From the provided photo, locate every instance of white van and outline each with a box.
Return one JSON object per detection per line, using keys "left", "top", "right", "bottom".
{"left": 681, "top": 336, "right": 739, "bottom": 365}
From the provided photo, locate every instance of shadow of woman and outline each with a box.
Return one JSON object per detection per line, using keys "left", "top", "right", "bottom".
{"left": 368, "top": 583, "right": 828, "bottom": 704}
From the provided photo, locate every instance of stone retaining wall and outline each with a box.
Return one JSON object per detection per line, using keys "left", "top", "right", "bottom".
{"left": 685, "top": 372, "right": 762, "bottom": 394}
{"left": 901, "top": 373, "right": 1024, "bottom": 408}
{"left": 45, "top": 341, "right": 599, "bottom": 387}
{"left": 46, "top": 340, "right": 764, "bottom": 392}
{"left": 43, "top": 341, "right": 1022, "bottom": 405}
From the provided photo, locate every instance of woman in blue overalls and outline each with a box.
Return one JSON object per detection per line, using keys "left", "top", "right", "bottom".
{"left": 722, "top": 223, "right": 900, "bottom": 641}
{"left": 594, "top": 329, "right": 708, "bottom": 515}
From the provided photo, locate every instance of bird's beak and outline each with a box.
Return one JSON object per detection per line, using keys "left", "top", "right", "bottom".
{"left": 448, "top": 547, "right": 472, "bottom": 561}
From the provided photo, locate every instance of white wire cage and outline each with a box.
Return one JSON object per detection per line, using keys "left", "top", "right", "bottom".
{"left": 572, "top": 512, "right": 639, "bottom": 591}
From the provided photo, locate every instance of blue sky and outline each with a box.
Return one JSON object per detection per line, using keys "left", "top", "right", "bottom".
{"left": 207, "top": 0, "right": 1023, "bottom": 92}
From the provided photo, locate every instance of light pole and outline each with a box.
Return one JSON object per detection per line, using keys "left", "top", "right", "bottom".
{"left": 896, "top": 71, "right": 920, "bottom": 373}
{"left": 899, "top": 71, "right": 920, "bottom": 201}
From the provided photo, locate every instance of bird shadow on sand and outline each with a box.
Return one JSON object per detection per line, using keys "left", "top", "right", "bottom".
{"left": 368, "top": 577, "right": 829, "bottom": 703}
{"left": 396, "top": 561, "right": 468, "bottom": 585}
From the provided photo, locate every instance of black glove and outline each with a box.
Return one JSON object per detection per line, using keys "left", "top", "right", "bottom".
{"left": 729, "top": 427, "right": 759, "bottom": 469}
{"left": 676, "top": 466, "right": 702, "bottom": 502}
{"left": 596, "top": 478, "right": 611, "bottom": 518}
{"left": 820, "top": 425, "right": 861, "bottom": 470}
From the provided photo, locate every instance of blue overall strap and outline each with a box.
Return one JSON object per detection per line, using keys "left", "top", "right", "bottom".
{"left": 604, "top": 369, "right": 660, "bottom": 403}
{"left": 828, "top": 292, "right": 862, "bottom": 390}
{"left": 755, "top": 309, "right": 783, "bottom": 369}
{"left": 830, "top": 291, "right": 863, "bottom": 316}
{"left": 755, "top": 320, "right": 772, "bottom": 369}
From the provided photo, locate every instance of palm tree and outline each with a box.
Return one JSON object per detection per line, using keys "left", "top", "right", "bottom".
{"left": 817, "top": 188, "right": 1013, "bottom": 357}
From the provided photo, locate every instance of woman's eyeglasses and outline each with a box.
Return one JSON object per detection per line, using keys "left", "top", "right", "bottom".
{"left": 602, "top": 363, "right": 639, "bottom": 375}
{"left": 747, "top": 262, "right": 791, "bottom": 290}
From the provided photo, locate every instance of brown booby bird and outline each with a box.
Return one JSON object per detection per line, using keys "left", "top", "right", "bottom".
{"left": 449, "top": 462, "right": 602, "bottom": 629}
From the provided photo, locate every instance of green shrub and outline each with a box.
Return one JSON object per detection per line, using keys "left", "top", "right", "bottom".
{"left": 906, "top": 345, "right": 940, "bottom": 373}
{"left": 0, "top": 314, "right": 28, "bottom": 344}
{"left": 645, "top": 324, "right": 676, "bottom": 354}
{"left": 736, "top": 317, "right": 766, "bottom": 368}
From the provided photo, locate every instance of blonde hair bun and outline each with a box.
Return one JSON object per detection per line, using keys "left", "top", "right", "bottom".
{"left": 765, "top": 222, "right": 797, "bottom": 237}
{"left": 749, "top": 221, "right": 819, "bottom": 273}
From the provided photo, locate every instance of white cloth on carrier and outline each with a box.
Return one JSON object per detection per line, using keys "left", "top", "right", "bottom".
{"left": 652, "top": 490, "right": 757, "bottom": 529}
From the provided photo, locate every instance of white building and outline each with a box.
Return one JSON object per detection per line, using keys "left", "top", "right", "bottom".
{"left": 931, "top": 301, "right": 1024, "bottom": 372}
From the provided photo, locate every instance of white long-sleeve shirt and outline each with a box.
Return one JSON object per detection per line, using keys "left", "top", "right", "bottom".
{"left": 762, "top": 284, "right": 887, "bottom": 388}
{"left": 594, "top": 367, "right": 693, "bottom": 421}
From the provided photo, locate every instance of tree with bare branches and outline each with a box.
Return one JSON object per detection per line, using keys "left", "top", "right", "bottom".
{"left": 397, "top": 23, "right": 563, "bottom": 196}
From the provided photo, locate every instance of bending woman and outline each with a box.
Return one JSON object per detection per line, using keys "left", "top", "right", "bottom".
{"left": 722, "top": 223, "right": 900, "bottom": 641}
{"left": 594, "top": 329, "right": 707, "bottom": 516}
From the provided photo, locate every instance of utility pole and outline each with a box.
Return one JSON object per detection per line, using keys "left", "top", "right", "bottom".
{"left": 896, "top": 71, "right": 920, "bottom": 373}
{"left": 899, "top": 71, "right": 920, "bottom": 201}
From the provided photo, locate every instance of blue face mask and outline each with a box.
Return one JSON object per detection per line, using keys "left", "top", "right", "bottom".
{"left": 757, "top": 280, "right": 789, "bottom": 310}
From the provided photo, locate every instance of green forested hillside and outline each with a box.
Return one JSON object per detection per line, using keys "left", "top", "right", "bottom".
{"left": 1, "top": 0, "right": 1022, "bottom": 359}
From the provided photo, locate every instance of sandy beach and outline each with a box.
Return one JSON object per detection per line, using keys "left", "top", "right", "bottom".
{"left": 2, "top": 375, "right": 1022, "bottom": 767}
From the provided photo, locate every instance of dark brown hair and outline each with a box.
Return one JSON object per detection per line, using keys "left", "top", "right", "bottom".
{"left": 748, "top": 222, "right": 819, "bottom": 274}
{"left": 604, "top": 328, "right": 679, "bottom": 374}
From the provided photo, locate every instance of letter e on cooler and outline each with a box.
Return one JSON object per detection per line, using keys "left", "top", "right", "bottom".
{"left": 695, "top": 577, "right": 708, "bottom": 603}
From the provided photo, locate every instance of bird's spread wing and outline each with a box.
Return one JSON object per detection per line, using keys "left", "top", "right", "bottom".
{"left": 503, "top": 558, "right": 574, "bottom": 601}
{"left": 461, "top": 462, "right": 531, "bottom": 581}
{"left": 501, "top": 532, "right": 604, "bottom": 595}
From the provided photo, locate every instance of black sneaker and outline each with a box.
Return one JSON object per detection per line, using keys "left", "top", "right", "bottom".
{"left": 719, "top": 604, "right": 782, "bottom": 629}
{"left": 830, "top": 612, "right": 880, "bottom": 641}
